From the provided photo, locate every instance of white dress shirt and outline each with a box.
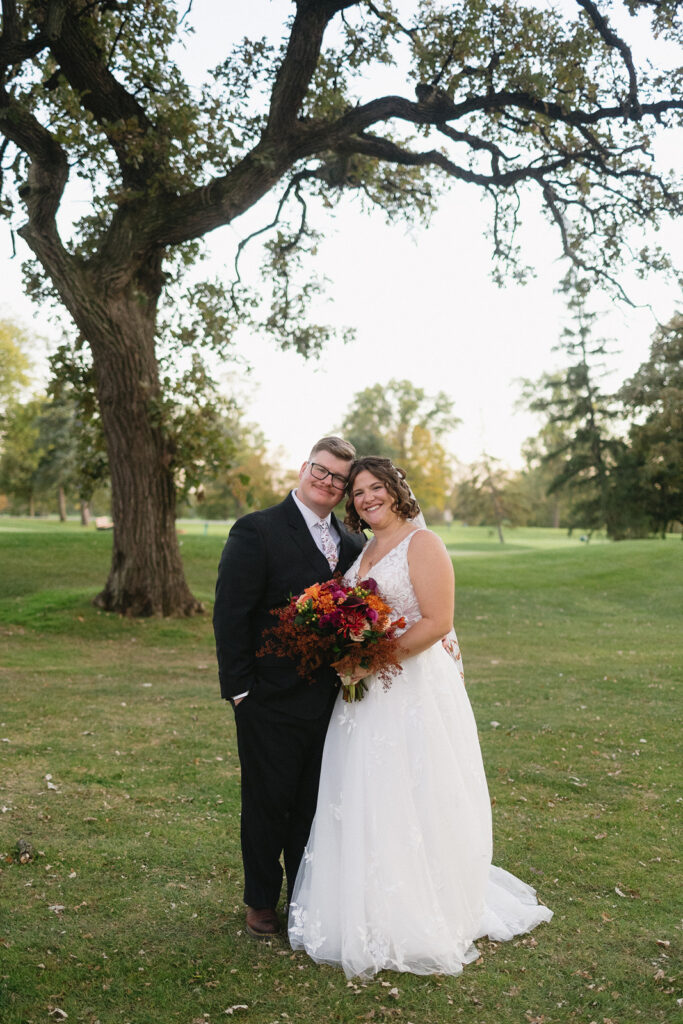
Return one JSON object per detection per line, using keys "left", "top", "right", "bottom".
{"left": 291, "top": 488, "right": 341, "bottom": 558}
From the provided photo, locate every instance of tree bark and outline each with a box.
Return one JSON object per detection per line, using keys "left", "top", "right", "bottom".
{"left": 80, "top": 500, "right": 90, "bottom": 526}
{"left": 86, "top": 271, "right": 202, "bottom": 617}
{"left": 35, "top": 249, "right": 203, "bottom": 616}
{"left": 57, "top": 485, "right": 67, "bottom": 521}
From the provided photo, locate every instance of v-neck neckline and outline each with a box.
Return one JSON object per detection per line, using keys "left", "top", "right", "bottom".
{"left": 357, "top": 527, "right": 421, "bottom": 581}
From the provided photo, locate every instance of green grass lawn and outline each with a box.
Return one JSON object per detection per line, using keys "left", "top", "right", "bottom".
{"left": 0, "top": 518, "right": 681, "bottom": 1024}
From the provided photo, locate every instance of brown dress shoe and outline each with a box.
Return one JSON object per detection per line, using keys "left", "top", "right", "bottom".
{"left": 245, "top": 906, "right": 280, "bottom": 938}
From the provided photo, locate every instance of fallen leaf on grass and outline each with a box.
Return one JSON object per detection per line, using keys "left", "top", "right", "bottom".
{"left": 224, "top": 1007, "right": 248, "bottom": 1016}
{"left": 594, "top": 832, "right": 607, "bottom": 840}
{"left": 614, "top": 885, "right": 640, "bottom": 899}
{"left": 656, "top": 939, "right": 670, "bottom": 948}
{"left": 48, "top": 1010, "right": 67, "bottom": 1020}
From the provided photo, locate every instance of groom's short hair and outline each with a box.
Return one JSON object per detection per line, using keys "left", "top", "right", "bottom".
{"left": 309, "top": 436, "right": 356, "bottom": 462}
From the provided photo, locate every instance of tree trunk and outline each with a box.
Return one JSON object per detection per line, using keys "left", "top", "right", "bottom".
{"left": 29, "top": 494, "right": 35, "bottom": 517}
{"left": 80, "top": 500, "right": 90, "bottom": 526}
{"left": 37, "top": 254, "right": 203, "bottom": 616}
{"left": 58, "top": 486, "right": 67, "bottom": 521}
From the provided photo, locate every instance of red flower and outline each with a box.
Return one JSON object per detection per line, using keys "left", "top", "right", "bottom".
{"left": 257, "top": 576, "right": 405, "bottom": 701}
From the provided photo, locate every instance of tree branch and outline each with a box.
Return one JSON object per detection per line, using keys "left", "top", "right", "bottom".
{"left": 231, "top": 169, "right": 319, "bottom": 293}
{"left": 265, "top": 0, "right": 356, "bottom": 136}
{"left": 0, "top": 0, "right": 48, "bottom": 69}
{"left": 329, "top": 129, "right": 584, "bottom": 190}
{"left": 576, "top": 0, "right": 641, "bottom": 117}
{"left": 437, "top": 123, "right": 510, "bottom": 175}
{"left": 540, "top": 180, "right": 633, "bottom": 304}
{"left": 48, "top": 7, "right": 158, "bottom": 188}
{"left": 364, "top": 0, "right": 419, "bottom": 42}
{"left": 0, "top": 84, "right": 68, "bottom": 227}
{"left": 329, "top": 89, "right": 683, "bottom": 139}
{"left": 0, "top": 82, "right": 82, "bottom": 306}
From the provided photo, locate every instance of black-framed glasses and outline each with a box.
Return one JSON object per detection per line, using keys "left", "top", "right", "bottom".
{"left": 308, "top": 461, "right": 348, "bottom": 490}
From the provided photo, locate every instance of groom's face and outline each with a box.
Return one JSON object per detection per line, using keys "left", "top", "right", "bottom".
{"left": 297, "top": 451, "right": 352, "bottom": 518}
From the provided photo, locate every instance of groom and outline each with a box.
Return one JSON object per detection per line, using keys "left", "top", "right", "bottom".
{"left": 213, "top": 436, "right": 365, "bottom": 937}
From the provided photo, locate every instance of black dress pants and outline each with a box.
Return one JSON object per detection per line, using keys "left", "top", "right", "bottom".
{"left": 234, "top": 696, "right": 333, "bottom": 909}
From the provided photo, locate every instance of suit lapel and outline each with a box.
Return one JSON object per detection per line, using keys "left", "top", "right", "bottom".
{"left": 333, "top": 513, "right": 365, "bottom": 574}
{"left": 283, "top": 493, "right": 333, "bottom": 577}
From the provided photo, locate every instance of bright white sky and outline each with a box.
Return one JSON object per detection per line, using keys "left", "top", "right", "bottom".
{"left": 1, "top": 1, "right": 680, "bottom": 472}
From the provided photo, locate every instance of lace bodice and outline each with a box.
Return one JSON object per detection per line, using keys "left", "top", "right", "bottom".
{"left": 344, "top": 529, "right": 424, "bottom": 632}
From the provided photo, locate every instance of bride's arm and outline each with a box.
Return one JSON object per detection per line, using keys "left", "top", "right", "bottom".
{"left": 340, "top": 530, "right": 455, "bottom": 685}
{"left": 397, "top": 530, "right": 455, "bottom": 660}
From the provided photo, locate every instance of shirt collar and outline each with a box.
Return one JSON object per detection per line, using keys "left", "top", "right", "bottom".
{"left": 292, "top": 489, "right": 333, "bottom": 529}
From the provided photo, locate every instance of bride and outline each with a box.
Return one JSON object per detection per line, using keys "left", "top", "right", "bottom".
{"left": 288, "top": 456, "right": 552, "bottom": 979}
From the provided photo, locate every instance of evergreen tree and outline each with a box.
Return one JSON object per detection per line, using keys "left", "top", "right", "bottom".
{"left": 523, "top": 278, "right": 624, "bottom": 537}
{"left": 617, "top": 313, "right": 683, "bottom": 536}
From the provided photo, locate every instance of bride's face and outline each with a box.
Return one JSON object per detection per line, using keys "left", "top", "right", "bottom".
{"left": 351, "top": 470, "right": 400, "bottom": 531}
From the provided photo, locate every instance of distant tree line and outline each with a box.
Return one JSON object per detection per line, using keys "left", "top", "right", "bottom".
{"left": 0, "top": 319, "right": 285, "bottom": 521}
{"left": 1, "top": 306, "right": 681, "bottom": 540}
{"left": 459, "top": 301, "right": 682, "bottom": 541}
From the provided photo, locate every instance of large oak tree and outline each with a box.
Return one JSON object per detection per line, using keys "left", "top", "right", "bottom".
{"left": 0, "top": 0, "right": 681, "bottom": 614}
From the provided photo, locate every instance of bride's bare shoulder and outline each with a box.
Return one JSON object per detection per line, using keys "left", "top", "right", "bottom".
{"left": 407, "top": 527, "right": 450, "bottom": 559}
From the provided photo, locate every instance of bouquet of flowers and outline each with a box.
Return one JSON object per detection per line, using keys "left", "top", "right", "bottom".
{"left": 258, "top": 577, "right": 406, "bottom": 702}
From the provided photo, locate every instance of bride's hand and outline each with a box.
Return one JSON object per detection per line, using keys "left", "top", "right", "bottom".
{"left": 331, "top": 660, "right": 366, "bottom": 686}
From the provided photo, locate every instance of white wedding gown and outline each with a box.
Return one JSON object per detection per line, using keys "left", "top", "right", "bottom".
{"left": 288, "top": 530, "right": 552, "bottom": 979}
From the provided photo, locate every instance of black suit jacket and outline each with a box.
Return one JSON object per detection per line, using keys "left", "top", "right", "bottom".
{"left": 213, "top": 494, "right": 366, "bottom": 718}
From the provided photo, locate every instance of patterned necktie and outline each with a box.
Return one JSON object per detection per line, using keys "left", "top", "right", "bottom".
{"left": 317, "top": 520, "right": 338, "bottom": 571}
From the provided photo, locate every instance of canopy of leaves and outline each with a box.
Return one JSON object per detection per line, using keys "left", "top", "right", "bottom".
{"left": 0, "top": 0, "right": 681, "bottom": 354}
{"left": 340, "top": 377, "right": 458, "bottom": 511}
{"left": 0, "top": 318, "right": 33, "bottom": 410}
{"left": 0, "top": 396, "right": 45, "bottom": 508}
